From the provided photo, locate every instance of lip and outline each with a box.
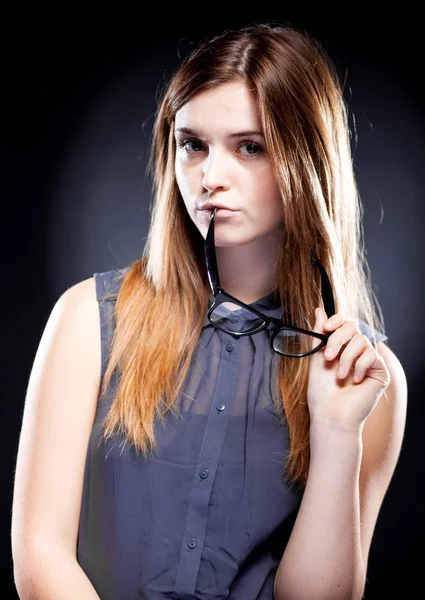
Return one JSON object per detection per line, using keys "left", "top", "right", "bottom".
{"left": 199, "top": 205, "right": 238, "bottom": 213}
{"left": 213, "top": 208, "right": 239, "bottom": 217}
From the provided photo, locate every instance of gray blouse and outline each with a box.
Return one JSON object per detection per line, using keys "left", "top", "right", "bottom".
{"left": 76, "top": 267, "right": 388, "bottom": 600}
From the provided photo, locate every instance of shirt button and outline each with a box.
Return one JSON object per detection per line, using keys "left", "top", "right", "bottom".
{"left": 200, "top": 468, "right": 209, "bottom": 479}
{"left": 187, "top": 537, "right": 197, "bottom": 549}
{"left": 217, "top": 403, "right": 226, "bottom": 411}
{"left": 226, "top": 342, "right": 234, "bottom": 351}
{"left": 230, "top": 316, "right": 238, "bottom": 323}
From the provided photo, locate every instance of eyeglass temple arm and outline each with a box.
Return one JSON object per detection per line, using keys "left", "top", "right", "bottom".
{"left": 313, "top": 258, "right": 335, "bottom": 317}
{"left": 206, "top": 209, "right": 335, "bottom": 318}
{"left": 206, "top": 209, "right": 220, "bottom": 295}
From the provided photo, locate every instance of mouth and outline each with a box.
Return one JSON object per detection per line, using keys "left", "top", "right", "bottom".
{"left": 211, "top": 209, "right": 239, "bottom": 221}
{"left": 199, "top": 207, "right": 238, "bottom": 214}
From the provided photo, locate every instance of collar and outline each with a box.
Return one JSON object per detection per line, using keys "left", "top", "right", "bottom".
{"left": 202, "top": 288, "right": 283, "bottom": 329}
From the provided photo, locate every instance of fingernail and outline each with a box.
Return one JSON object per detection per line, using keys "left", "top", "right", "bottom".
{"left": 324, "top": 347, "right": 333, "bottom": 358}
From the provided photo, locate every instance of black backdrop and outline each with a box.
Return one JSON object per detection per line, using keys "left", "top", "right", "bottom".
{"left": 3, "top": 6, "right": 423, "bottom": 599}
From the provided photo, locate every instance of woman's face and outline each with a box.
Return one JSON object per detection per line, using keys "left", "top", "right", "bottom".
{"left": 174, "top": 80, "right": 284, "bottom": 248}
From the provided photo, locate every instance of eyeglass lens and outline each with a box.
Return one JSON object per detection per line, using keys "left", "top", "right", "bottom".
{"left": 209, "top": 303, "right": 322, "bottom": 355}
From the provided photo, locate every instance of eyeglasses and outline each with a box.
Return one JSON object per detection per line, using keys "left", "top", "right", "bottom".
{"left": 205, "top": 208, "right": 335, "bottom": 357}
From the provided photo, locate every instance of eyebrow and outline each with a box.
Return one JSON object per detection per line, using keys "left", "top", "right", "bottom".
{"left": 174, "top": 127, "right": 264, "bottom": 138}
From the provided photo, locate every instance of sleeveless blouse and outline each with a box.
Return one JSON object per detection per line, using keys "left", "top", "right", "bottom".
{"left": 76, "top": 267, "right": 388, "bottom": 599}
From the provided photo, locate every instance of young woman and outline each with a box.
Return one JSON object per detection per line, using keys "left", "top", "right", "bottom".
{"left": 12, "top": 23, "right": 407, "bottom": 600}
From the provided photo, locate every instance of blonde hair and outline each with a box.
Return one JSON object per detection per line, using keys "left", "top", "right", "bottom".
{"left": 99, "top": 23, "right": 385, "bottom": 487}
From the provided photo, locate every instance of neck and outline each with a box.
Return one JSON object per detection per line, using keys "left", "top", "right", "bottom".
{"left": 214, "top": 230, "right": 281, "bottom": 305}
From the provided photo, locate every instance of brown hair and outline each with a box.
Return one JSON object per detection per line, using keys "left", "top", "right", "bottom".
{"left": 99, "top": 23, "right": 385, "bottom": 487}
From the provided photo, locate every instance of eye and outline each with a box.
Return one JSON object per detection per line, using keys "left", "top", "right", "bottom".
{"left": 238, "top": 141, "right": 264, "bottom": 158}
{"left": 176, "top": 138, "right": 265, "bottom": 159}
{"left": 177, "top": 139, "right": 205, "bottom": 153}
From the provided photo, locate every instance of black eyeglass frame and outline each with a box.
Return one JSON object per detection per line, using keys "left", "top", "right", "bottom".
{"left": 205, "top": 208, "right": 336, "bottom": 358}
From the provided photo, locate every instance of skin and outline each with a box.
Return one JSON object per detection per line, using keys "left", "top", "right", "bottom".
{"left": 174, "top": 80, "right": 284, "bottom": 305}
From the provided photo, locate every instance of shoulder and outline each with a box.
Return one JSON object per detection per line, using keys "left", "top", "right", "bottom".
{"left": 52, "top": 266, "right": 131, "bottom": 339}
{"left": 40, "top": 277, "right": 102, "bottom": 372}
{"left": 55, "top": 276, "right": 98, "bottom": 320}
{"left": 57, "top": 266, "right": 129, "bottom": 307}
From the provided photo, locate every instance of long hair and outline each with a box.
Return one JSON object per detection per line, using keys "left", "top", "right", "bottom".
{"left": 99, "top": 23, "right": 385, "bottom": 487}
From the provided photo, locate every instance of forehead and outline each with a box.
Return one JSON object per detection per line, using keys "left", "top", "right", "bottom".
{"left": 174, "top": 81, "right": 260, "bottom": 131}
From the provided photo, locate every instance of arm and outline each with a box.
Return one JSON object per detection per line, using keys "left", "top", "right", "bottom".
{"left": 274, "top": 342, "right": 408, "bottom": 600}
{"left": 13, "top": 548, "right": 102, "bottom": 600}
{"left": 11, "top": 277, "right": 102, "bottom": 599}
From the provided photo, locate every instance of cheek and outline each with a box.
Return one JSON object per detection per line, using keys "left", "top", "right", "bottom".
{"left": 175, "top": 162, "right": 200, "bottom": 223}
{"left": 174, "top": 159, "right": 185, "bottom": 192}
{"left": 175, "top": 160, "right": 196, "bottom": 200}
{"left": 247, "top": 169, "right": 282, "bottom": 209}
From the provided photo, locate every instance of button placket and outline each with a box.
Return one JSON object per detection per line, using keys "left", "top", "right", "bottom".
{"left": 174, "top": 348, "right": 240, "bottom": 597}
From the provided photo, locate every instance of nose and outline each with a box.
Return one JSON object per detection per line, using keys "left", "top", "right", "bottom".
{"left": 201, "top": 150, "right": 231, "bottom": 193}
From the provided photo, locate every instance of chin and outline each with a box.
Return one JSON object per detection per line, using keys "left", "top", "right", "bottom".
{"left": 213, "top": 230, "right": 255, "bottom": 248}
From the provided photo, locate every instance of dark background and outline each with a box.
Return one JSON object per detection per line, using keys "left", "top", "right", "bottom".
{"left": 3, "top": 6, "right": 423, "bottom": 599}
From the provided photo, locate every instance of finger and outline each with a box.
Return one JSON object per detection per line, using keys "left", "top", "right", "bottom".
{"left": 324, "top": 320, "right": 361, "bottom": 361}
{"left": 313, "top": 307, "right": 329, "bottom": 336}
{"left": 353, "top": 347, "right": 380, "bottom": 383}
{"left": 323, "top": 313, "right": 346, "bottom": 332}
{"left": 336, "top": 333, "right": 371, "bottom": 379}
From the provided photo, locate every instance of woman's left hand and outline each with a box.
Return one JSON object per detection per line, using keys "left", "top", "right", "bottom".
{"left": 307, "top": 307, "right": 391, "bottom": 431}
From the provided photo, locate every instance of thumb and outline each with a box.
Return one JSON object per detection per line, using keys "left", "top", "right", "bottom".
{"left": 313, "top": 307, "right": 328, "bottom": 335}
